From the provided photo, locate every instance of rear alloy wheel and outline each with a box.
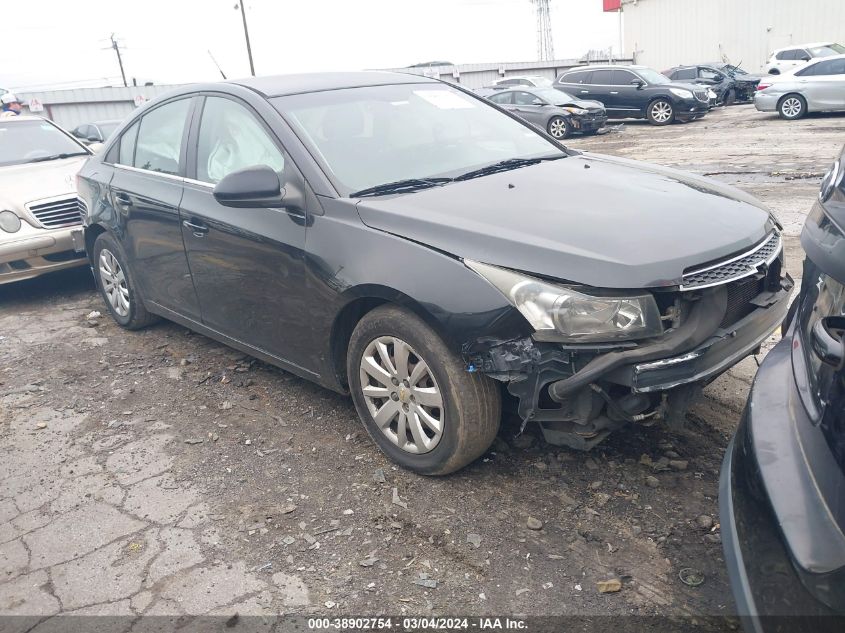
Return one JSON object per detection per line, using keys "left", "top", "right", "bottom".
{"left": 778, "top": 94, "right": 806, "bottom": 120}
{"left": 647, "top": 99, "right": 674, "bottom": 125}
{"left": 348, "top": 305, "right": 501, "bottom": 475}
{"left": 547, "top": 116, "right": 572, "bottom": 139}
{"left": 93, "top": 233, "right": 157, "bottom": 330}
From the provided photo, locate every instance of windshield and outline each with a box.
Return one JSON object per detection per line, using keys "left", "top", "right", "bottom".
{"left": 274, "top": 83, "right": 564, "bottom": 195}
{"left": 0, "top": 119, "right": 87, "bottom": 167}
{"left": 636, "top": 68, "right": 672, "bottom": 85}
{"left": 532, "top": 88, "right": 575, "bottom": 104}
{"left": 809, "top": 44, "right": 845, "bottom": 57}
{"left": 527, "top": 76, "right": 553, "bottom": 87}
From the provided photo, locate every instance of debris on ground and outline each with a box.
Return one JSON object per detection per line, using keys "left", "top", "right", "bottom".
{"left": 526, "top": 517, "right": 543, "bottom": 530}
{"left": 597, "top": 578, "right": 622, "bottom": 593}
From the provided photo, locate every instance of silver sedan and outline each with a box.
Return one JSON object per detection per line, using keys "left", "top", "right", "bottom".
{"left": 754, "top": 54, "right": 845, "bottom": 119}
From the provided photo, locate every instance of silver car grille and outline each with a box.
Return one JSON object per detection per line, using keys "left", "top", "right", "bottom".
{"left": 28, "top": 196, "right": 84, "bottom": 228}
{"left": 694, "top": 89, "right": 709, "bottom": 102}
{"left": 681, "top": 232, "right": 782, "bottom": 291}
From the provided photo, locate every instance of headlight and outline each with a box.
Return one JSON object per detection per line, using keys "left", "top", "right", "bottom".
{"left": 562, "top": 106, "right": 589, "bottom": 115}
{"left": 465, "top": 260, "right": 663, "bottom": 342}
{"left": 669, "top": 88, "right": 693, "bottom": 99}
{"left": 0, "top": 210, "right": 21, "bottom": 233}
{"left": 707, "top": 89, "right": 717, "bottom": 99}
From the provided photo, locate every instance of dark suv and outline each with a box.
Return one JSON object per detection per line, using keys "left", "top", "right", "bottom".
{"left": 554, "top": 65, "right": 710, "bottom": 125}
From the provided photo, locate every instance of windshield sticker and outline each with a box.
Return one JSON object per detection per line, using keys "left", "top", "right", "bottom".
{"left": 413, "top": 90, "right": 474, "bottom": 110}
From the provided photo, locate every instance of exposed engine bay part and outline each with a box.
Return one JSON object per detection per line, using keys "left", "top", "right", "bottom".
{"left": 547, "top": 285, "right": 728, "bottom": 402}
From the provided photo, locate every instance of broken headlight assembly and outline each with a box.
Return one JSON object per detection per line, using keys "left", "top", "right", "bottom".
{"left": 0, "top": 210, "right": 22, "bottom": 233}
{"left": 465, "top": 259, "right": 663, "bottom": 343}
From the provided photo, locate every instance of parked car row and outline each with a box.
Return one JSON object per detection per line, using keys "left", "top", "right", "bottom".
{"left": 755, "top": 53, "right": 845, "bottom": 119}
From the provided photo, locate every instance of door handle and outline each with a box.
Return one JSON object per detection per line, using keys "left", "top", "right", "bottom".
{"left": 811, "top": 316, "right": 845, "bottom": 370}
{"left": 580, "top": 90, "right": 589, "bottom": 94}
{"left": 182, "top": 219, "right": 209, "bottom": 237}
{"left": 113, "top": 192, "right": 132, "bottom": 207}
{"left": 610, "top": 91, "right": 619, "bottom": 95}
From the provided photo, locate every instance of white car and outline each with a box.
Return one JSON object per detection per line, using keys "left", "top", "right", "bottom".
{"left": 764, "top": 42, "right": 845, "bottom": 75}
{"left": 755, "top": 54, "right": 845, "bottom": 119}
{"left": 491, "top": 75, "right": 553, "bottom": 88}
{"left": 0, "top": 116, "right": 90, "bottom": 284}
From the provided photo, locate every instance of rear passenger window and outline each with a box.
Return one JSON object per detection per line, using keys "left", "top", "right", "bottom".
{"left": 590, "top": 70, "right": 615, "bottom": 84}
{"left": 674, "top": 68, "right": 696, "bottom": 80}
{"left": 117, "top": 120, "right": 139, "bottom": 166}
{"left": 488, "top": 92, "right": 512, "bottom": 105}
{"left": 612, "top": 70, "right": 638, "bottom": 84}
{"left": 134, "top": 99, "right": 191, "bottom": 175}
{"left": 776, "top": 49, "right": 796, "bottom": 60}
{"left": 560, "top": 71, "right": 589, "bottom": 84}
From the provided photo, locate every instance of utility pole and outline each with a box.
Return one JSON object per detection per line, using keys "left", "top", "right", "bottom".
{"left": 110, "top": 33, "right": 128, "bottom": 87}
{"left": 235, "top": 2, "right": 256, "bottom": 76}
{"left": 530, "top": 0, "right": 555, "bottom": 62}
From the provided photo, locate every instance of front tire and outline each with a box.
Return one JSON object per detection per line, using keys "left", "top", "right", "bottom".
{"left": 547, "top": 116, "right": 572, "bottom": 139}
{"left": 92, "top": 233, "right": 157, "bottom": 330}
{"left": 347, "top": 305, "right": 501, "bottom": 476}
{"left": 778, "top": 94, "right": 806, "bottom": 120}
{"left": 647, "top": 99, "right": 674, "bottom": 125}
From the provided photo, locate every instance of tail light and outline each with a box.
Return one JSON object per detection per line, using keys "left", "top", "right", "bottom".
{"left": 757, "top": 83, "right": 771, "bottom": 91}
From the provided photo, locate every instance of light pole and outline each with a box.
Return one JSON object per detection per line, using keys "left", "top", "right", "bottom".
{"left": 235, "top": 2, "right": 255, "bottom": 76}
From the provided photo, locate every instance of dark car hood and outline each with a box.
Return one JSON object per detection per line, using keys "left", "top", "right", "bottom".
{"left": 355, "top": 153, "right": 774, "bottom": 289}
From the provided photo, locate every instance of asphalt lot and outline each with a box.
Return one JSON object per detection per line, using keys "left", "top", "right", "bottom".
{"left": 1, "top": 104, "right": 844, "bottom": 630}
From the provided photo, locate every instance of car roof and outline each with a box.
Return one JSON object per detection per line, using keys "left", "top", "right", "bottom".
{"left": 1, "top": 115, "right": 46, "bottom": 122}
{"left": 229, "top": 71, "right": 438, "bottom": 97}
{"left": 774, "top": 41, "right": 835, "bottom": 52}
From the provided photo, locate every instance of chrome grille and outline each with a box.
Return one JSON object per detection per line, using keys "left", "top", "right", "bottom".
{"left": 694, "top": 89, "right": 709, "bottom": 102}
{"left": 28, "top": 196, "right": 84, "bottom": 228}
{"left": 681, "top": 232, "right": 782, "bottom": 291}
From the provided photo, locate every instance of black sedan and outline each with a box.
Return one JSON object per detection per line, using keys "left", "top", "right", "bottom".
{"left": 664, "top": 64, "right": 761, "bottom": 105}
{"left": 720, "top": 148, "right": 845, "bottom": 631}
{"left": 480, "top": 86, "right": 606, "bottom": 139}
{"left": 76, "top": 72, "right": 790, "bottom": 475}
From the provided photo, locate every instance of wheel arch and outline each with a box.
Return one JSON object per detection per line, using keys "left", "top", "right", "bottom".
{"left": 84, "top": 224, "right": 108, "bottom": 269}
{"left": 777, "top": 92, "right": 807, "bottom": 115}
{"left": 328, "top": 286, "right": 459, "bottom": 392}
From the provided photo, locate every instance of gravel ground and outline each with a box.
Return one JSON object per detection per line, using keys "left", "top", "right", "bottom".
{"left": 1, "top": 104, "right": 843, "bottom": 631}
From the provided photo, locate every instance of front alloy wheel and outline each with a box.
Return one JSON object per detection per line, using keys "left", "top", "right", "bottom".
{"left": 347, "top": 305, "right": 501, "bottom": 475}
{"left": 648, "top": 99, "right": 674, "bottom": 125}
{"left": 92, "top": 232, "right": 157, "bottom": 330}
{"left": 547, "top": 116, "right": 572, "bottom": 139}
{"left": 360, "top": 336, "right": 444, "bottom": 454}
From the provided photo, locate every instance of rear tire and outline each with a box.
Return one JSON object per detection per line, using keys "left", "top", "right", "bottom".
{"left": 647, "top": 99, "right": 674, "bottom": 125}
{"left": 547, "top": 116, "right": 572, "bottom": 139}
{"left": 778, "top": 94, "right": 806, "bottom": 120}
{"left": 92, "top": 233, "right": 157, "bottom": 330}
{"left": 724, "top": 88, "right": 736, "bottom": 106}
{"left": 768, "top": 68, "right": 780, "bottom": 75}
{"left": 347, "top": 305, "right": 501, "bottom": 475}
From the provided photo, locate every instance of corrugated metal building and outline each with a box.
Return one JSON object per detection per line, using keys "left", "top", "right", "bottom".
{"left": 381, "top": 59, "right": 599, "bottom": 89}
{"left": 14, "top": 85, "right": 187, "bottom": 130}
{"left": 621, "top": 0, "right": 845, "bottom": 72}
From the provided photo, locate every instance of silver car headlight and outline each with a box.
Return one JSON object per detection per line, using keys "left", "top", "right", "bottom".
{"left": 465, "top": 260, "right": 663, "bottom": 342}
{"left": 562, "top": 106, "right": 589, "bottom": 115}
{"left": 669, "top": 88, "right": 693, "bottom": 99}
{"left": 0, "top": 210, "right": 21, "bottom": 233}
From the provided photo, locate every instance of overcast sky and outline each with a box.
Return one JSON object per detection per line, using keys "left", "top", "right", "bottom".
{"left": 1, "top": 0, "right": 620, "bottom": 91}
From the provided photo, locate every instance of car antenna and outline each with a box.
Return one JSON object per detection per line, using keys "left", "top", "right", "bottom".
{"left": 208, "top": 50, "right": 227, "bottom": 80}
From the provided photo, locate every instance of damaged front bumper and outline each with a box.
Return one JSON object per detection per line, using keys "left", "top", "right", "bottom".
{"left": 465, "top": 265, "right": 793, "bottom": 450}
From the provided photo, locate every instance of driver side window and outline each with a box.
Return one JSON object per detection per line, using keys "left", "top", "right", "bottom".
{"left": 513, "top": 91, "right": 539, "bottom": 106}
{"left": 196, "top": 97, "right": 285, "bottom": 185}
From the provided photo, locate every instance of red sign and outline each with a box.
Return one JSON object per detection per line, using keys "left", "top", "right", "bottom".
{"left": 603, "top": 0, "right": 621, "bottom": 11}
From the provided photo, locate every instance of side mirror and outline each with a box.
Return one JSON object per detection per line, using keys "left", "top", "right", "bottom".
{"left": 213, "top": 165, "right": 284, "bottom": 208}
{"left": 87, "top": 135, "right": 100, "bottom": 142}
{"left": 531, "top": 98, "right": 546, "bottom": 106}
{"left": 800, "top": 56, "right": 811, "bottom": 62}
{"left": 87, "top": 142, "right": 104, "bottom": 154}
{"left": 630, "top": 79, "right": 645, "bottom": 88}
